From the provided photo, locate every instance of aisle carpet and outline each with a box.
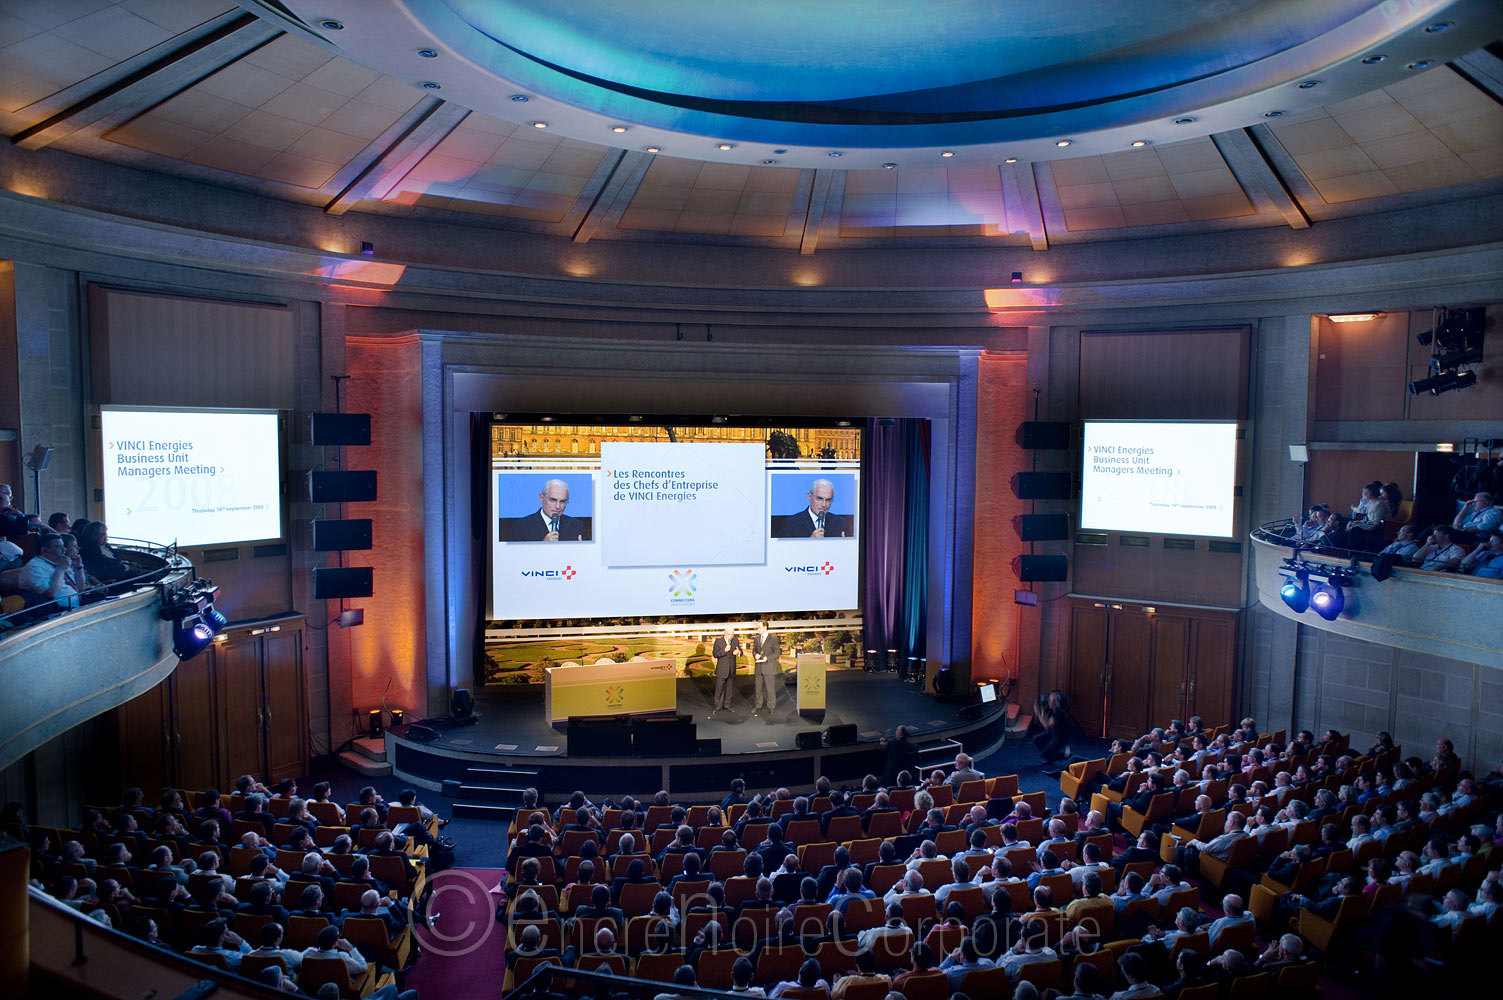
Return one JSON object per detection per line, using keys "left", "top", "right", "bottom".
{"left": 403, "top": 867, "right": 508, "bottom": 997}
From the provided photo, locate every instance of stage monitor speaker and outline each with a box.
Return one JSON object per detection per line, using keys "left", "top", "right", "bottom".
{"left": 1015, "top": 514, "right": 1070, "bottom": 541}
{"left": 309, "top": 470, "right": 377, "bottom": 503}
{"left": 440, "top": 779, "right": 461, "bottom": 797}
{"left": 313, "top": 566, "right": 372, "bottom": 599}
{"left": 795, "top": 731, "right": 822, "bottom": 751}
{"left": 408, "top": 725, "right": 439, "bottom": 744}
{"left": 696, "top": 738, "right": 722, "bottom": 756}
{"left": 313, "top": 518, "right": 373, "bottom": 551}
{"left": 1011, "top": 472, "right": 1073, "bottom": 500}
{"left": 634, "top": 715, "right": 697, "bottom": 756}
{"left": 1018, "top": 421, "right": 1071, "bottom": 450}
{"left": 1016, "top": 554, "right": 1069, "bottom": 582}
{"left": 826, "top": 723, "right": 858, "bottom": 746}
{"left": 310, "top": 412, "right": 372, "bottom": 447}
{"left": 567, "top": 716, "right": 632, "bottom": 756}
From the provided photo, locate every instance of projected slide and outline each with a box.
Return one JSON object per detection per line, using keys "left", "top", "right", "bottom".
{"left": 100, "top": 407, "right": 281, "bottom": 547}
{"left": 1080, "top": 421, "right": 1237, "bottom": 537}
{"left": 488, "top": 424, "right": 861, "bottom": 620}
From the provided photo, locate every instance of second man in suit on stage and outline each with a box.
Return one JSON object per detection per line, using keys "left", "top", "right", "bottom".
{"left": 751, "top": 621, "right": 781, "bottom": 716}
{"left": 710, "top": 625, "right": 742, "bottom": 716}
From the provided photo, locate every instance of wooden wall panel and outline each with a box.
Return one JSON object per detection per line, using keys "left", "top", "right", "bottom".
{"left": 1304, "top": 451, "right": 1415, "bottom": 515}
{"left": 1068, "top": 604, "right": 1109, "bottom": 738}
{"left": 1312, "top": 313, "right": 1410, "bottom": 422}
{"left": 970, "top": 353, "right": 1028, "bottom": 692}
{"left": 1150, "top": 616, "right": 1189, "bottom": 727}
{"left": 1079, "top": 328, "right": 1249, "bottom": 421}
{"left": 264, "top": 629, "right": 306, "bottom": 782}
{"left": 1190, "top": 615, "right": 1238, "bottom": 726}
{"left": 88, "top": 287, "right": 294, "bottom": 409}
{"left": 171, "top": 662, "right": 217, "bottom": 791}
{"left": 214, "top": 641, "right": 264, "bottom": 784}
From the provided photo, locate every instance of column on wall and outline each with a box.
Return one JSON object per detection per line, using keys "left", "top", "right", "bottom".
{"left": 970, "top": 352, "right": 1029, "bottom": 694}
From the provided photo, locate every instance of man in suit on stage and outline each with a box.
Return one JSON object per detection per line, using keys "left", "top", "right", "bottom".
{"left": 710, "top": 625, "right": 743, "bottom": 716}
{"left": 776, "top": 478, "right": 851, "bottom": 538}
{"left": 750, "top": 621, "right": 781, "bottom": 716}
{"left": 503, "top": 478, "right": 590, "bottom": 541}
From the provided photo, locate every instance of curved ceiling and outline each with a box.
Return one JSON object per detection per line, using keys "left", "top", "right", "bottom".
{"left": 288, "top": 0, "right": 1503, "bottom": 165}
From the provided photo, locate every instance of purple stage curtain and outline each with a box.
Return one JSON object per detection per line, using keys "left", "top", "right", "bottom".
{"left": 862, "top": 418, "right": 927, "bottom": 671}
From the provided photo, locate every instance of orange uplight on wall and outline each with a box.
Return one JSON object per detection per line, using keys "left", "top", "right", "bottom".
{"left": 984, "top": 286, "right": 1061, "bottom": 309}
{"left": 319, "top": 258, "right": 407, "bottom": 286}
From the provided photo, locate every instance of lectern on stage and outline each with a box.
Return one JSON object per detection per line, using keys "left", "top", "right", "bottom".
{"left": 544, "top": 659, "right": 678, "bottom": 725}
{"left": 797, "top": 652, "right": 828, "bottom": 718}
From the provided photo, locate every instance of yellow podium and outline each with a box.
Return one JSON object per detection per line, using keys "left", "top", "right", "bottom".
{"left": 796, "top": 653, "right": 827, "bottom": 718}
{"left": 544, "top": 659, "right": 678, "bottom": 724}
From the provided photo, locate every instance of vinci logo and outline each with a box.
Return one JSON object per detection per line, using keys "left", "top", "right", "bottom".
{"left": 604, "top": 685, "right": 625, "bottom": 709}
{"left": 785, "top": 561, "right": 835, "bottom": 576}
{"left": 520, "top": 565, "right": 577, "bottom": 580}
{"left": 668, "top": 569, "right": 697, "bottom": 597}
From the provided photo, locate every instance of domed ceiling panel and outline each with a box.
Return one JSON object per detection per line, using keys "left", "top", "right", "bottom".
{"left": 618, "top": 158, "right": 801, "bottom": 237}
{"left": 1049, "top": 137, "right": 1254, "bottom": 232}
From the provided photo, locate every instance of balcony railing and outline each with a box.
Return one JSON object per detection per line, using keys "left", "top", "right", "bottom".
{"left": 1250, "top": 520, "right": 1502, "bottom": 669}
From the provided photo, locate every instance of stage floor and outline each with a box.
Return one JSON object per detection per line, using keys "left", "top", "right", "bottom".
{"left": 432, "top": 672, "right": 967, "bottom": 757}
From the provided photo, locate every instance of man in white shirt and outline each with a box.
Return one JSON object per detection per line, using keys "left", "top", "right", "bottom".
{"left": 882, "top": 870, "right": 931, "bottom": 909}
{"left": 934, "top": 857, "right": 976, "bottom": 908}
{"left": 248, "top": 922, "right": 303, "bottom": 972}
{"left": 1453, "top": 491, "right": 1502, "bottom": 535}
{"left": 1414, "top": 525, "right": 1466, "bottom": 570}
{"left": 18, "top": 532, "right": 78, "bottom": 608}
{"left": 301, "top": 923, "right": 368, "bottom": 977}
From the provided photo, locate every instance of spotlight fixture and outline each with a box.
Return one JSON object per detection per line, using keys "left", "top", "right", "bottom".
{"left": 1173, "top": 117, "right": 1196, "bottom": 124}
{"left": 1425, "top": 22, "right": 1451, "bottom": 33}
{"left": 369, "top": 708, "right": 383, "bottom": 737}
{"left": 1004, "top": 157, "right": 1018, "bottom": 163}
{"left": 1055, "top": 140, "right": 1072, "bottom": 147}
{"left": 510, "top": 94, "right": 530, "bottom": 102}
{"left": 1406, "top": 61, "right": 1434, "bottom": 70}
{"left": 1361, "top": 54, "right": 1387, "bottom": 64}
{"left": 1409, "top": 369, "right": 1478, "bottom": 396}
{"left": 773, "top": 149, "right": 788, "bottom": 155}
{"left": 1264, "top": 110, "right": 1286, "bottom": 118}
{"left": 1279, "top": 572, "right": 1310, "bottom": 613}
{"left": 940, "top": 151, "right": 954, "bottom": 158}
{"left": 417, "top": 49, "right": 438, "bottom": 58}
{"left": 421, "top": 81, "right": 441, "bottom": 90}
{"left": 360, "top": 241, "right": 374, "bottom": 256}
{"left": 611, "top": 125, "right": 628, "bottom": 133}
{"left": 389, "top": 708, "right": 404, "bottom": 726}
{"left": 1310, "top": 584, "right": 1345, "bottom": 621}
{"left": 160, "top": 579, "right": 223, "bottom": 661}
{"left": 1129, "top": 140, "right": 1149, "bottom": 147}
{"left": 319, "top": 19, "right": 344, "bottom": 30}
{"left": 202, "top": 604, "right": 229, "bottom": 632}
{"left": 172, "top": 616, "right": 215, "bottom": 660}
{"left": 827, "top": 151, "right": 843, "bottom": 157}
{"left": 1298, "top": 80, "right": 1322, "bottom": 89}
{"left": 1327, "top": 312, "right": 1379, "bottom": 322}
{"left": 882, "top": 162, "right": 898, "bottom": 169}
{"left": 1410, "top": 306, "right": 1485, "bottom": 395}
{"left": 644, "top": 146, "right": 661, "bottom": 153}
{"left": 1011, "top": 272, "right": 1024, "bottom": 283}
{"left": 717, "top": 143, "right": 734, "bottom": 150}
{"left": 531, "top": 121, "right": 548, "bottom": 128}
{"left": 761, "top": 159, "right": 778, "bottom": 165}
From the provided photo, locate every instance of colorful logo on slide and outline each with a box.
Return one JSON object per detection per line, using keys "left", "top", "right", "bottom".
{"left": 784, "top": 562, "right": 835, "bottom": 575}
{"left": 668, "top": 569, "right": 697, "bottom": 597}
{"left": 604, "top": 685, "right": 625, "bottom": 709}
{"left": 820, "top": 561, "right": 834, "bottom": 575}
{"left": 519, "top": 565, "right": 576, "bottom": 580}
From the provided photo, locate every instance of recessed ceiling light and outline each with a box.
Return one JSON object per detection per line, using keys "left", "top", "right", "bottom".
{"left": 939, "top": 151, "right": 955, "bottom": 158}
{"left": 1297, "top": 80, "right": 1322, "bottom": 89}
{"left": 417, "top": 49, "right": 438, "bottom": 59}
{"left": 773, "top": 149, "right": 787, "bottom": 154}
{"left": 827, "top": 151, "right": 844, "bottom": 157}
{"left": 1129, "top": 140, "right": 1149, "bottom": 147}
{"left": 510, "top": 94, "right": 530, "bottom": 102}
{"left": 1425, "top": 22, "right": 1451, "bottom": 33}
{"left": 761, "top": 159, "right": 778, "bottom": 164}
{"left": 531, "top": 121, "right": 548, "bottom": 128}
{"left": 882, "top": 162, "right": 898, "bottom": 169}
{"left": 644, "top": 146, "right": 661, "bottom": 153}
{"left": 319, "top": 19, "right": 344, "bottom": 30}
{"left": 717, "top": 143, "right": 735, "bottom": 150}
{"left": 1361, "top": 54, "right": 1387, "bottom": 64}
{"left": 1264, "top": 110, "right": 1285, "bottom": 118}
{"left": 1055, "top": 140, "right": 1072, "bottom": 147}
{"left": 1406, "top": 60, "right": 1433, "bottom": 70}
{"left": 611, "top": 125, "right": 629, "bottom": 133}
{"left": 1004, "top": 157, "right": 1018, "bottom": 163}
{"left": 1173, "top": 117, "right": 1196, "bottom": 124}
{"left": 421, "top": 81, "right": 441, "bottom": 90}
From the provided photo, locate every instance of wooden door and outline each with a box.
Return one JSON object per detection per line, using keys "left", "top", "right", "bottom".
{"left": 1067, "top": 604, "right": 1109, "bottom": 738}
{"left": 1105, "top": 613, "right": 1152, "bottom": 738}
{"left": 215, "top": 637, "right": 265, "bottom": 787}
{"left": 116, "top": 681, "right": 172, "bottom": 795}
{"left": 1150, "top": 616, "right": 1190, "bottom": 729}
{"left": 1190, "top": 614, "right": 1238, "bottom": 726}
{"left": 170, "top": 658, "right": 217, "bottom": 791}
{"left": 263, "top": 628, "right": 306, "bottom": 782}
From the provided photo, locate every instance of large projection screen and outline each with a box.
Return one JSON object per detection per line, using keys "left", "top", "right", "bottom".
{"left": 1080, "top": 421, "right": 1237, "bottom": 537}
{"left": 99, "top": 406, "right": 282, "bottom": 547}
{"left": 488, "top": 423, "right": 862, "bottom": 620}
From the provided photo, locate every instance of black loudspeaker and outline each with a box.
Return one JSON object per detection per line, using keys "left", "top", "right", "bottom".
{"left": 309, "top": 470, "right": 377, "bottom": 503}
{"left": 1016, "top": 554, "right": 1069, "bottom": 582}
{"left": 440, "top": 779, "right": 462, "bottom": 797}
{"left": 1019, "top": 421, "right": 1071, "bottom": 450}
{"left": 1011, "top": 472, "right": 1073, "bottom": 499}
{"left": 826, "top": 723, "right": 858, "bottom": 746}
{"left": 567, "top": 717, "right": 632, "bottom": 756}
{"left": 310, "top": 412, "right": 372, "bottom": 447}
{"left": 795, "top": 731, "right": 822, "bottom": 751}
{"left": 1015, "top": 514, "right": 1070, "bottom": 541}
{"left": 696, "top": 738, "right": 722, "bottom": 756}
{"left": 313, "top": 566, "right": 373, "bottom": 598}
{"left": 634, "top": 715, "right": 697, "bottom": 756}
{"left": 312, "top": 518, "right": 373, "bottom": 551}
{"left": 408, "top": 725, "right": 439, "bottom": 743}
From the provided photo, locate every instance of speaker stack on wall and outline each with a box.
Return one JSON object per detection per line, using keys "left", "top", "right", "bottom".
{"left": 1011, "top": 421, "right": 1073, "bottom": 587}
{"left": 310, "top": 412, "right": 376, "bottom": 608}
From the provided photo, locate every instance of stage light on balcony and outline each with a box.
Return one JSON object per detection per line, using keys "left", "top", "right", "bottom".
{"left": 1310, "top": 584, "right": 1344, "bottom": 621}
{"left": 202, "top": 604, "right": 229, "bottom": 633}
{"left": 1279, "top": 573, "right": 1310, "bottom": 613}
{"left": 173, "top": 615, "right": 215, "bottom": 661}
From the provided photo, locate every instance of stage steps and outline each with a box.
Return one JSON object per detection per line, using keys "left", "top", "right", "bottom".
{"left": 337, "top": 737, "right": 392, "bottom": 778}
{"left": 915, "top": 738, "right": 963, "bottom": 771}
{"left": 445, "top": 765, "right": 540, "bottom": 822}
